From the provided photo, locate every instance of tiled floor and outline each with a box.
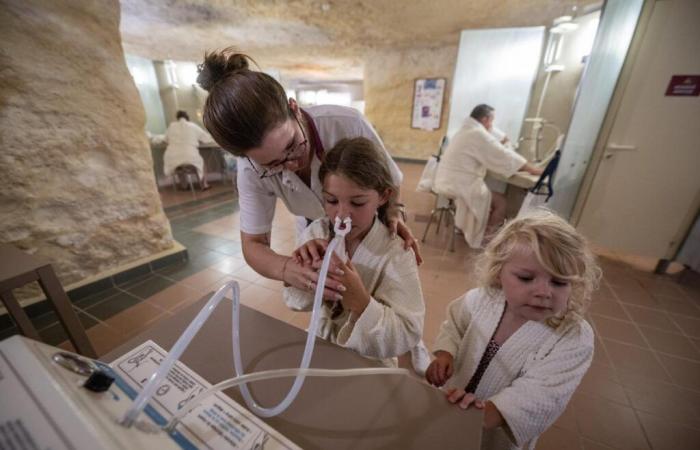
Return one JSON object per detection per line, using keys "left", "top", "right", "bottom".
{"left": 6, "top": 162, "right": 700, "bottom": 449}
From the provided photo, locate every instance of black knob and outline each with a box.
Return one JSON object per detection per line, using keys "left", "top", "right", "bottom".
{"left": 83, "top": 370, "right": 115, "bottom": 392}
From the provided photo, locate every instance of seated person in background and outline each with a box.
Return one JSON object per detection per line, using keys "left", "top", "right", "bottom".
{"left": 163, "top": 110, "right": 214, "bottom": 190}
{"left": 283, "top": 137, "right": 430, "bottom": 375}
{"left": 426, "top": 211, "right": 600, "bottom": 450}
{"left": 434, "top": 104, "right": 542, "bottom": 248}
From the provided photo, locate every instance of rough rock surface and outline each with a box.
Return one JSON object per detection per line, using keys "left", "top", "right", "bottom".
{"left": 0, "top": 0, "right": 174, "bottom": 296}
{"left": 365, "top": 46, "right": 458, "bottom": 160}
{"left": 119, "top": 0, "right": 588, "bottom": 81}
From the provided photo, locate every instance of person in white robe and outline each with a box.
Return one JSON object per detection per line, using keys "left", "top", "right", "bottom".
{"left": 283, "top": 216, "right": 430, "bottom": 374}
{"left": 162, "top": 110, "right": 214, "bottom": 189}
{"left": 434, "top": 104, "right": 542, "bottom": 248}
{"left": 433, "top": 289, "right": 593, "bottom": 449}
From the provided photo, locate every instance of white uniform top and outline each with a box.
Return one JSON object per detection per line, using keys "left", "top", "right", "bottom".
{"left": 283, "top": 217, "right": 427, "bottom": 372}
{"left": 162, "top": 118, "right": 213, "bottom": 176}
{"left": 237, "top": 105, "right": 403, "bottom": 235}
{"left": 434, "top": 117, "right": 526, "bottom": 248}
{"left": 434, "top": 288, "right": 594, "bottom": 450}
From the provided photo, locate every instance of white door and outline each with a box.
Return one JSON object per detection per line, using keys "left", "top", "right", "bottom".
{"left": 576, "top": 0, "right": 700, "bottom": 259}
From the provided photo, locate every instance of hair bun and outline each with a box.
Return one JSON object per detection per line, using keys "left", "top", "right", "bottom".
{"left": 197, "top": 47, "right": 251, "bottom": 91}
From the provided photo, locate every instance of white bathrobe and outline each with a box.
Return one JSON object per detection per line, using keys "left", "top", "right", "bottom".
{"left": 162, "top": 118, "right": 213, "bottom": 177}
{"left": 283, "top": 217, "right": 429, "bottom": 372}
{"left": 433, "top": 288, "right": 594, "bottom": 450}
{"left": 434, "top": 118, "right": 527, "bottom": 248}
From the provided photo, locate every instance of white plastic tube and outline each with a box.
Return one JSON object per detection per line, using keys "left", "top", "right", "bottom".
{"left": 120, "top": 281, "right": 239, "bottom": 427}
{"left": 121, "top": 217, "right": 359, "bottom": 427}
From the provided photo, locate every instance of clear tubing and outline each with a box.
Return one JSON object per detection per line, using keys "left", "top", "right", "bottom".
{"left": 231, "top": 235, "right": 343, "bottom": 417}
{"left": 121, "top": 217, "right": 355, "bottom": 427}
{"left": 165, "top": 367, "right": 408, "bottom": 430}
{"left": 232, "top": 216, "right": 352, "bottom": 417}
{"left": 120, "top": 281, "right": 239, "bottom": 427}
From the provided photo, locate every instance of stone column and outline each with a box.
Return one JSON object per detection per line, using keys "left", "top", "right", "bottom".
{"left": 0, "top": 0, "right": 175, "bottom": 296}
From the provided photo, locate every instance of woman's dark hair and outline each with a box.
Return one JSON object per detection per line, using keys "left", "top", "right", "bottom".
{"left": 197, "top": 47, "right": 291, "bottom": 156}
{"left": 176, "top": 110, "right": 189, "bottom": 121}
{"left": 319, "top": 137, "right": 398, "bottom": 225}
{"left": 470, "top": 104, "right": 495, "bottom": 121}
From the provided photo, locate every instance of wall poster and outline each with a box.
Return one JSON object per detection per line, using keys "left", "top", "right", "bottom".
{"left": 411, "top": 78, "right": 446, "bottom": 130}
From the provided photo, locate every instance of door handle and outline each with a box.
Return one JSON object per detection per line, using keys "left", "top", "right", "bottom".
{"left": 606, "top": 143, "right": 637, "bottom": 152}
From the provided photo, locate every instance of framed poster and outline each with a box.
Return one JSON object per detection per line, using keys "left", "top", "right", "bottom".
{"left": 411, "top": 78, "right": 446, "bottom": 130}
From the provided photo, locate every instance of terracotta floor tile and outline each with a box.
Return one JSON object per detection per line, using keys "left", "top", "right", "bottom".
{"left": 592, "top": 316, "right": 647, "bottom": 347}
{"left": 623, "top": 376, "right": 700, "bottom": 429}
{"left": 589, "top": 299, "right": 631, "bottom": 321}
{"left": 552, "top": 403, "right": 578, "bottom": 433}
{"left": 610, "top": 280, "right": 661, "bottom": 309}
{"left": 230, "top": 264, "right": 266, "bottom": 284}
{"left": 177, "top": 267, "right": 230, "bottom": 292}
{"left": 144, "top": 282, "right": 202, "bottom": 312}
{"left": 603, "top": 340, "right": 671, "bottom": 382}
{"left": 623, "top": 304, "right": 682, "bottom": 333}
{"left": 103, "top": 301, "right": 170, "bottom": 335}
{"left": 576, "top": 362, "right": 629, "bottom": 405}
{"left": 669, "top": 314, "right": 700, "bottom": 338}
{"left": 636, "top": 411, "right": 700, "bottom": 450}
{"left": 656, "top": 353, "right": 700, "bottom": 390}
{"left": 537, "top": 426, "right": 582, "bottom": 450}
{"left": 638, "top": 326, "right": 700, "bottom": 360}
{"left": 573, "top": 393, "right": 650, "bottom": 449}
{"left": 637, "top": 276, "right": 691, "bottom": 301}
{"left": 654, "top": 296, "right": 700, "bottom": 319}
{"left": 580, "top": 439, "right": 617, "bottom": 450}
{"left": 85, "top": 324, "right": 129, "bottom": 357}
{"left": 210, "top": 255, "right": 248, "bottom": 275}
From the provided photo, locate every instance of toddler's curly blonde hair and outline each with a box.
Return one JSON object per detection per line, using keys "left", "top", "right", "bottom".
{"left": 477, "top": 210, "right": 601, "bottom": 328}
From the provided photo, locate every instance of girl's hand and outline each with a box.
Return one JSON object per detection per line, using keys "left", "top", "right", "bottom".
{"left": 326, "top": 254, "right": 370, "bottom": 315}
{"left": 445, "top": 388, "right": 486, "bottom": 410}
{"left": 388, "top": 216, "right": 423, "bottom": 266}
{"left": 426, "top": 351, "right": 454, "bottom": 386}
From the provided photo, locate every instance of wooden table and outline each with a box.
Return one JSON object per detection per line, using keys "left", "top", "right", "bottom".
{"left": 103, "top": 296, "right": 483, "bottom": 450}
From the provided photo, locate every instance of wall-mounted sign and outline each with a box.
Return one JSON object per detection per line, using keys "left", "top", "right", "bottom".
{"left": 665, "top": 75, "right": 700, "bottom": 96}
{"left": 411, "top": 78, "right": 446, "bottom": 130}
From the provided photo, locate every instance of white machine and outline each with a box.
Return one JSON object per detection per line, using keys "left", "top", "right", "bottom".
{"left": 0, "top": 336, "right": 304, "bottom": 450}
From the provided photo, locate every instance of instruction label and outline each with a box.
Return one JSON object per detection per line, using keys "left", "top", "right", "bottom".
{"left": 110, "top": 341, "right": 300, "bottom": 450}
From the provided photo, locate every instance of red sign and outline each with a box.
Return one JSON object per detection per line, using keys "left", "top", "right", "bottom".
{"left": 665, "top": 75, "right": 700, "bottom": 96}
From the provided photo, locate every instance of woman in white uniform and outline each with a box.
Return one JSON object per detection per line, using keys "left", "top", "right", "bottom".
{"left": 196, "top": 48, "right": 421, "bottom": 295}
{"left": 434, "top": 104, "right": 542, "bottom": 248}
{"left": 162, "top": 110, "right": 214, "bottom": 190}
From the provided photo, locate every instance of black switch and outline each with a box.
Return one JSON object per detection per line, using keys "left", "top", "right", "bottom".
{"left": 83, "top": 370, "right": 115, "bottom": 392}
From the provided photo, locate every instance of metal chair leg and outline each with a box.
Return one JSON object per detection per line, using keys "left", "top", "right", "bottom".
{"left": 421, "top": 208, "right": 437, "bottom": 242}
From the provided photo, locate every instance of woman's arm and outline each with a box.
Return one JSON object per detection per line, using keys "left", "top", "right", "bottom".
{"left": 520, "top": 162, "right": 543, "bottom": 176}
{"left": 241, "top": 231, "right": 308, "bottom": 289}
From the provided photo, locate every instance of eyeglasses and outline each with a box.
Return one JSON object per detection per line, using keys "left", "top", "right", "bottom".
{"left": 248, "top": 114, "right": 308, "bottom": 179}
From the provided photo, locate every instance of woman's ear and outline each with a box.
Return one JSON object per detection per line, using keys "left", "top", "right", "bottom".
{"left": 378, "top": 188, "right": 392, "bottom": 206}
{"left": 288, "top": 98, "right": 300, "bottom": 116}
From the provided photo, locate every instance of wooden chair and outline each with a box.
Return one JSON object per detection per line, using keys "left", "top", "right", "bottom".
{"left": 0, "top": 244, "right": 97, "bottom": 357}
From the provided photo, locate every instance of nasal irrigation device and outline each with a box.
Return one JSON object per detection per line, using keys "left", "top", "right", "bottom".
{"left": 0, "top": 216, "right": 409, "bottom": 449}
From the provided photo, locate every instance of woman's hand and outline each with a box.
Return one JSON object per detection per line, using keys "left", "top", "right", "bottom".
{"left": 292, "top": 239, "right": 328, "bottom": 266}
{"left": 426, "top": 351, "right": 454, "bottom": 386}
{"left": 281, "top": 257, "right": 343, "bottom": 300}
{"left": 388, "top": 216, "right": 423, "bottom": 266}
{"left": 445, "top": 388, "right": 486, "bottom": 411}
{"left": 326, "top": 254, "right": 370, "bottom": 315}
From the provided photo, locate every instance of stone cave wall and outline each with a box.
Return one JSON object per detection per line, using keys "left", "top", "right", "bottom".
{"left": 0, "top": 0, "right": 174, "bottom": 295}
{"left": 364, "top": 45, "right": 458, "bottom": 160}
